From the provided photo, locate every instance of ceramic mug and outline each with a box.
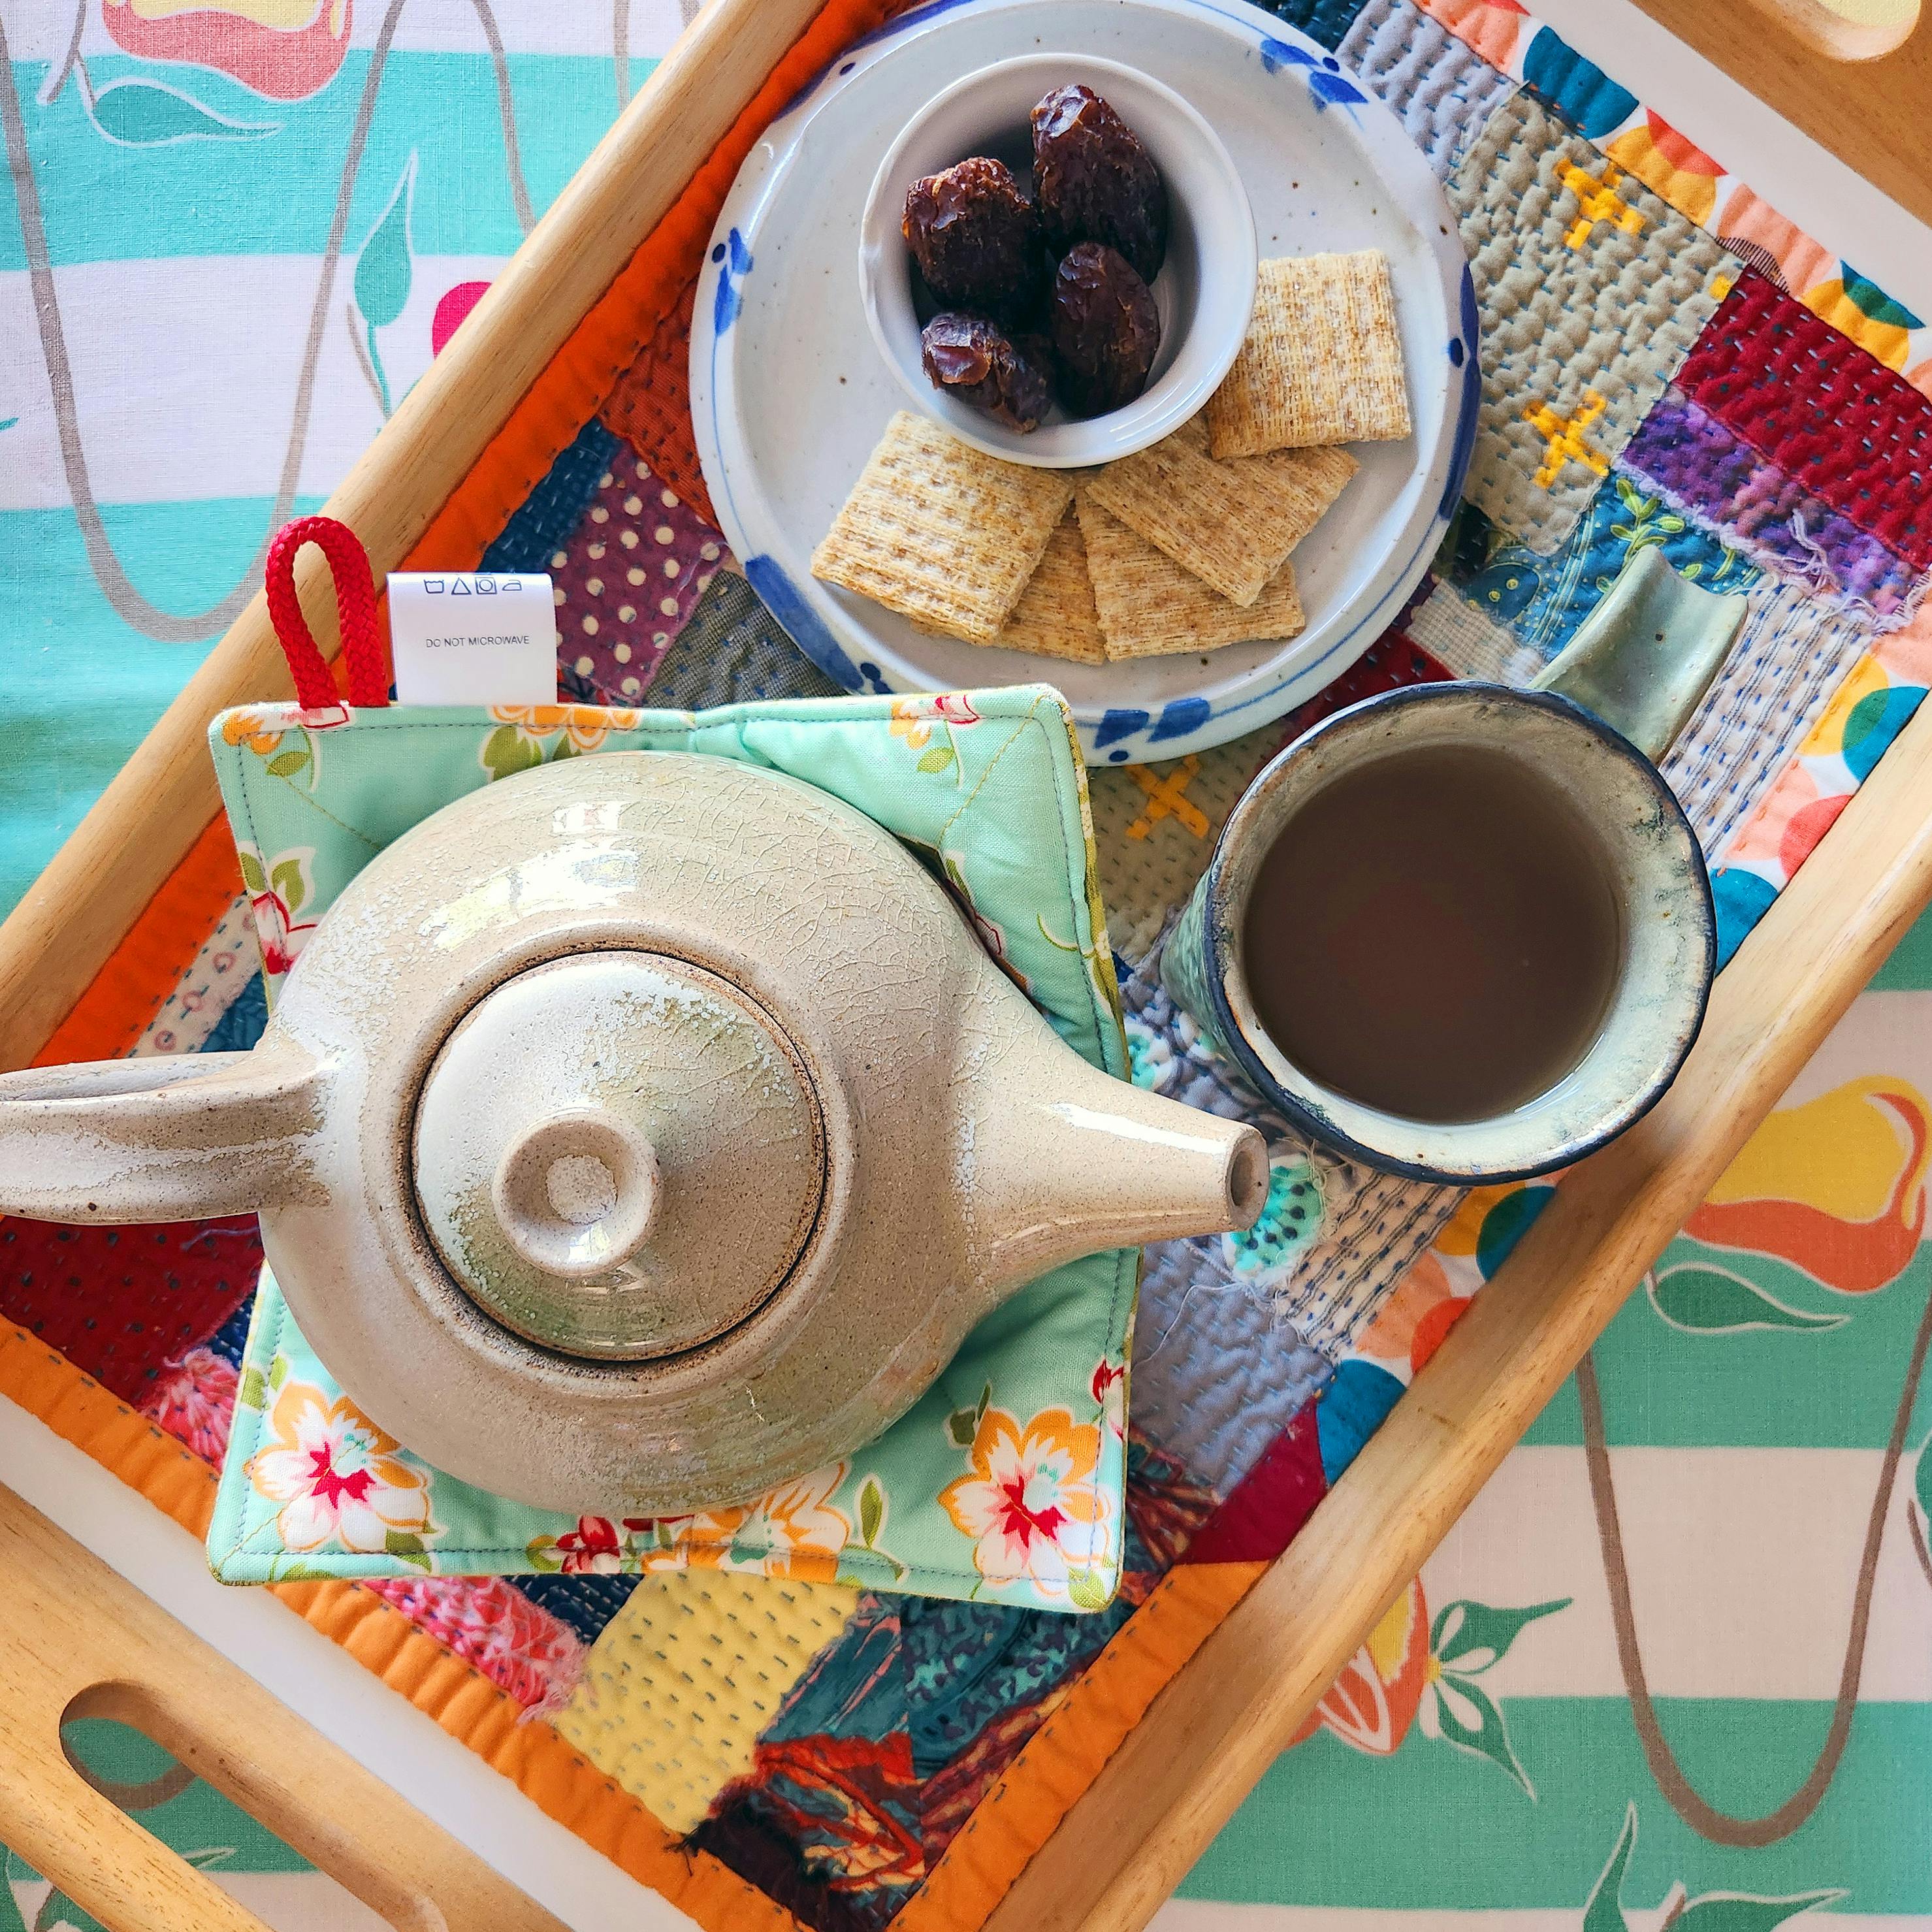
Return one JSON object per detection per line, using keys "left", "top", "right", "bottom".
{"left": 1161, "top": 550, "right": 1750, "bottom": 1182}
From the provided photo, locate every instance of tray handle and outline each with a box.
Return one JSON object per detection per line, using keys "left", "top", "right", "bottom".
{"left": 0, "top": 1483, "right": 565, "bottom": 1932}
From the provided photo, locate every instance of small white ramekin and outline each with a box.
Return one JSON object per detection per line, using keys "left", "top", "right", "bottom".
{"left": 858, "top": 53, "right": 1257, "bottom": 468}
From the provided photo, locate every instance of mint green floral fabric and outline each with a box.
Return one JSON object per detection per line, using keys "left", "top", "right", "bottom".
{"left": 204, "top": 687, "right": 1136, "bottom": 1613}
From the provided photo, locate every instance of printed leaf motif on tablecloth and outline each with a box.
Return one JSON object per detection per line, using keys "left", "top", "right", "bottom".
{"left": 1291, "top": 1575, "right": 1568, "bottom": 1794}
{"left": 85, "top": 78, "right": 277, "bottom": 146}
{"left": 1647, "top": 1264, "right": 1848, "bottom": 1334}
{"left": 352, "top": 153, "right": 417, "bottom": 416}
{"left": 1583, "top": 1805, "right": 1844, "bottom": 1932}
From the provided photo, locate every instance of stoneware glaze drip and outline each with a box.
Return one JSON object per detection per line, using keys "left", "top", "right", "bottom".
{"left": 0, "top": 752, "right": 1264, "bottom": 1515}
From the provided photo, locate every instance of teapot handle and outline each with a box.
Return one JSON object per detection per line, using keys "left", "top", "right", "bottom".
{"left": 0, "top": 1040, "right": 325, "bottom": 1225}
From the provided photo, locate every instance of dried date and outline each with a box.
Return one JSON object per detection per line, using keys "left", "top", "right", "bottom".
{"left": 1031, "top": 84, "right": 1168, "bottom": 285}
{"left": 921, "top": 314, "right": 1054, "bottom": 431}
{"left": 902, "top": 157, "right": 1041, "bottom": 319}
{"left": 1049, "top": 242, "right": 1161, "bottom": 416}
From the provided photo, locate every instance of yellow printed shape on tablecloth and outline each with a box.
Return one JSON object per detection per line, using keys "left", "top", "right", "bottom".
{"left": 1686, "top": 1076, "right": 1932, "bottom": 1295}
{"left": 1604, "top": 114, "right": 1720, "bottom": 231}
{"left": 555, "top": 1570, "right": 860, "bottom": 1834}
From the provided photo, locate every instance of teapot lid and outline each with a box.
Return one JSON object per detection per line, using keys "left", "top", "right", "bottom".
{"left": 411, "top": 951, "right": 825, "bottom": 1360}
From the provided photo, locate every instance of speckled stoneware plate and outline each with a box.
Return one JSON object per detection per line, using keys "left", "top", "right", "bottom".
{"left": 690, "top": 0, "right": 1477, "bottom": 767}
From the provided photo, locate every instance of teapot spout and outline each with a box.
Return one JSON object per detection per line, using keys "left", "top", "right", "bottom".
{"left": 0, "top": 1040, "right": 325, "bottom": 1225}
{"left": 961, "top": 999, "right": 1268, "bottom": 1295}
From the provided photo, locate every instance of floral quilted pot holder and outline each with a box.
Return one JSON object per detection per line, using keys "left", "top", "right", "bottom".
{"left": 205, "top": 687, "right": 1136, "bottom": 1612}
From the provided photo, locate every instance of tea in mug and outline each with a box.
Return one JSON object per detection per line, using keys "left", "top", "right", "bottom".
{"left": 1241, "top": 743, "right": 1624, "bottom": 1123}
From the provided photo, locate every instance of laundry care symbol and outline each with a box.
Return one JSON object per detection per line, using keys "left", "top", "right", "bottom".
{"left": 420, "top": 577, "right": 512, "bottom": 596}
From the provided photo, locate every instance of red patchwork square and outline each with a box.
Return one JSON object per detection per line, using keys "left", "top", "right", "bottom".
{"left": 1677, "top": 269, "right": 1932, "bottom": 572}
{"left": 602, "top": 278, "right": 716, "bottom": 530}
{"left": 0, "top": 1216, "right": 263, "bottom": 1403}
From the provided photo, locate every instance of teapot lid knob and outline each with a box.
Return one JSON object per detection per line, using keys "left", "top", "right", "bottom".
{"left": 412, "top": 951, "right": 826, "bottom": 1361}
{"left": 490, "top": 1109, "right": 660, "bottom": 1280}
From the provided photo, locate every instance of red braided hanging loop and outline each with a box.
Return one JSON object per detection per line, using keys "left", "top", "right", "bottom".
{"left": 263, "top": 516, "right": 389, "bottom": 710}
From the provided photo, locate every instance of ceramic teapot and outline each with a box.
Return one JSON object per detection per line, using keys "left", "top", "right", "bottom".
{"left": 0, "top": 753, "right": 1264, "bottom": 1515}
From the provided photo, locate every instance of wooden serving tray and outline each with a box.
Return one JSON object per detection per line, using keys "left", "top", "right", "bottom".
{"left": 1625, "top": 0, "right": 1930, "bottom": 223}
{"left": 0, "top": 1483, "right": 564, "bottom": 1932}
{"left": 4, "top": 3, "right": 1931, "bottom": 1927}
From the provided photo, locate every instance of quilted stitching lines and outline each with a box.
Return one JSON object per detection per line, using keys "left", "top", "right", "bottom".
{"left": 1556, "top": 159, "right": 1643, "bottom": 249}
{"left": 1449, "top": 91, "right": 1731, "bottom": 555}
{"left": 1676, "top": 269, "right": 1932, "bottom": 573}
{"left": 1524, "top": 390, "right": 1611, "bottom": 489}
{"left": 1335, "top": 0, "right": 1520, "bottom": 181}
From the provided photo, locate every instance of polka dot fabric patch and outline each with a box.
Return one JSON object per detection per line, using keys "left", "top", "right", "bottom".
{"left": 549, "top": 449, "right": 731, "bottom": 703}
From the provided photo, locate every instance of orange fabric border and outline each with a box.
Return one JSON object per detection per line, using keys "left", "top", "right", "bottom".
{"left": 0, "top": 1324, "right": 801, "bottom": 1932}
{"left": 35, "top": 817, "right": 243, "bottom": 1069}
{"left": 895, "top": 1562, "right": 1266, "bottom": 1932}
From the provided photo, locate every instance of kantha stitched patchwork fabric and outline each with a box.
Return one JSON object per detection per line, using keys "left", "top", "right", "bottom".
{"left": 4, "top": 1, "right": 1932, "bottom": 1929}
{"left": 1675, "top": 271, "right": 1932, "bottom": 573}
{"left": 1447, "top": 91, "right": 1733, "bottom": 553}
{"left": 1415, "top": 0, "right": 1932, "bottom": 389}
{"left": 1443, "top": 470, "right": 1758, "bottom": 662}
{"left": 1624, "top": 385, "right": 1927, "bottom": 622}
{"left": 1336, "top": 0, "right": 1518, "bottom": 182}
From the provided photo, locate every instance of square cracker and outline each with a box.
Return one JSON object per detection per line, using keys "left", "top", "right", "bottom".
{"left": 1083, "top": 417, "right": 1358, "bottom": 605}
{"left": 1207, "top": 251, "right": 1412, "bottom": 457}
{"left": 991, "top": 509, "right": 1108, "bottom": 663}
{"left": 811, "top": 412, "right": 1073, "bottom": 643}
{"left": 1077, "top": 496, "right": 1306, "bottom": 659}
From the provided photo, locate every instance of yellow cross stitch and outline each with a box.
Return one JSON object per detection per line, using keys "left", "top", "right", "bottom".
{"left": 1524, "top": 391, "right": 1611, "bottom": 489}
{"left": 1125, "top": 756, "right": 1210, "bottom": 841}
{"left": 1557, "top": 159, "right": 1645, "bottom": 250}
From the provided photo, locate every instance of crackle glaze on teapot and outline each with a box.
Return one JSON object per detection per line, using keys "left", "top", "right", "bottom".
{"left": 0, "top": 753, "right": 1264, "bottom": 1515}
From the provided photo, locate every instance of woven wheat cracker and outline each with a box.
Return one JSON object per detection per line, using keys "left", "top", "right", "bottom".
{"left": 811, "top": 412, "right": 1072, "bottom": 642}
{"left": 992, "top": 509, "right": 1108, "bottom": 663}
{"left": 1077, "top": 496, "right": 1306, "bottom": 658}
{"left": 1084, "top": 417, "right": 1357, "bottom": 604}
{"left": 1207, "top": 251, "right": 1411, "bottom": 457}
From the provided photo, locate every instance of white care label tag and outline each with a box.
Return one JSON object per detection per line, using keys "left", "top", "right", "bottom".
{"left": 387, "top": 572, "right": 558, "bottom": 707}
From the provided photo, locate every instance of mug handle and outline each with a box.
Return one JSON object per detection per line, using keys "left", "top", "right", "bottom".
{"left": 1529, "top": 546, "right": 1749, "bottom": 762}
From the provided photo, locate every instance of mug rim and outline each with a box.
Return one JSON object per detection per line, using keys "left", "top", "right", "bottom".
{"left": 1196, "top": 681, "right": 1717, "bottom": 1183}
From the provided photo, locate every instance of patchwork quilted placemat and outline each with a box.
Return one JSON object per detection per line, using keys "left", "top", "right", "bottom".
{"left": 3, "top": 0, "right": 1929, "bottom": 1927}
{"left": 202, "top": 689, "right": 1141, "bottom": 1614}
